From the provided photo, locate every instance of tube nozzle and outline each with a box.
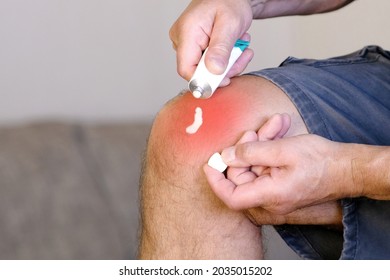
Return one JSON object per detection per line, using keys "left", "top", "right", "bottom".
{"left": 192, "top": 87, "right": 203, "bottom": 99}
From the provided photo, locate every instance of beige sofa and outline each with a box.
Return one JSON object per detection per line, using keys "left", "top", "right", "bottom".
{"left": 0, "top": 121, "right": 298, "bottom": 259}
{"left": 0, "top": 122, "right": 151, "bottom": 259}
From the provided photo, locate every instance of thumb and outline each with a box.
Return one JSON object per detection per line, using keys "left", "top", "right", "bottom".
{"left": 204, "top": 17, "right": 242, "bottom": 74}
{"left": 221, "top": 140, "right": 285, "bottom": 168}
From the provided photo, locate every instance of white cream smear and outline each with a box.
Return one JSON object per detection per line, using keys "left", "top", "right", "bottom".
{"left": 208, "top": 152, "right": 228, "bottom": 172}
{"left": 186, "top": 107, "right": 203, "bottom": 134}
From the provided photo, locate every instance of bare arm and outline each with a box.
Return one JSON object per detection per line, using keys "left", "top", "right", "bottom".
{"left": 348, "top": 143, "right": 390, "bottom": 200}
{"left": 251, "top": 0, "right": 356, "bottom": 19}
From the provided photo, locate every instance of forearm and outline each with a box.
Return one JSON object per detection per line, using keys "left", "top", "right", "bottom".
{"left": 347, "top": 144, "right": 390, "bottom": 200}
{"left": 251, "top": 0, "right": 355, "bottom": 19}
{"left": 246, "top": 201, "right": 343, "bottom": 226}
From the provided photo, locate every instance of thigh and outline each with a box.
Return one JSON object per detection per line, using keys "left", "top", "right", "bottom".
{"left": 251, "top": 45, "right": 390, "bottom": 144}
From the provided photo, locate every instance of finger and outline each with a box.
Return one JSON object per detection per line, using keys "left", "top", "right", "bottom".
{"left": 275, "top": 113, "right": 291, "bottom": 139}
{"left": 207, "top": 170, "right": 277, "bottom": 211}
{"left": 246, "top": 207, "right": 287, "bottom": 226}
{"left": 251, "top": 165, "right": 270, "bottom": 177}
{"left": 224, "top": 48, "right": 254, "bottom": 79}
{"left": 227, "top": 131, "right": 257, "bottom": 185}
{"left": 203, "top": 164, "right": 237, "bottom": 201}
{"left": 176, "top": 41, "right": 204, "bottom": 81}
{"left": 218, "top": 76, "right": 231, "bottom": 88}
{"left": 222, "top": 140, "right": 285, "bottom": 167}
{"left": 224, "top": 33, "right": 253, "bottom": 79}
{"left": 204, "top": 164, "right": 271, "bottom": 212}
{"left": 205, "top": 15, "right": 242, "bottom": 75}
{"left": 229, "top": 176, "right": 295, "bottom": 214}
{"left": 172, "top": 20, "right": 210, "bottom": 81}
{"left": 237, "top": 130, "right": 258, "bottom": 144}
{"left": 254, "top": 113, "right": 290, "bottom": 175}
{"left": 240, "top": 32, "right": 251, "bottom": 42}
{"left": 218, "top": 52, "right": 253, "bottom": 87}
{"left": 222, "top": 114, "right": 289, "bottom": 168}
{"left": 257, "top": 113, "right": 290, "bottom": 141}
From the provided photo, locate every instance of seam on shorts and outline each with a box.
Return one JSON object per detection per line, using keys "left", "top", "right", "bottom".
{"left": 340, "top": 199, "right": 358, "bottom": 259}
{"left": 281, "top": 46, "right": 381, "bottom": 68}
{"left": 351, "top": 202, "right": 359, "bottom": 259}
{"left": 297, "top": 55, "right": 379, "bottom": 68}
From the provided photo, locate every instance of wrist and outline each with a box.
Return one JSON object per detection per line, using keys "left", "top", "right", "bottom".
{"left": 249, "top": 0, "right": 318, "bottom": 19}
{"left": 248, "top": 0, "right": 265, "bottom": 19}
{"left": 338, "top": 143, "right": 390, "bottom": 200}
{"left": 353, "top": 145, "right": 390, "bottom": 200}
{"left": 250, "top": 0, "right": 355, "bottom": 19}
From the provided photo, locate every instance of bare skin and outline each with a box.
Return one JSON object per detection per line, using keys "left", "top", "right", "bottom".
{"left": 170, "top": 0, "right": 355, "bottom": 81}
{"left": 205, "top": 134, "right": 390, "bottom": 216}
{"left": 137, "top": 0, "right": 380, "bottom": 260}
{"left": 138, "top": 76, "right": 342, "bottom": 259}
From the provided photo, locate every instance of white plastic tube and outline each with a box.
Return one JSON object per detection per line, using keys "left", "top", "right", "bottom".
{"left": 188, "top": 40, "right": 249, "bottom": 99}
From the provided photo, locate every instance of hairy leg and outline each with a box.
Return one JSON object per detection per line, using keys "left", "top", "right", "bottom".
{"left": 138, "top": 75, "right": 341, "bottom": 259}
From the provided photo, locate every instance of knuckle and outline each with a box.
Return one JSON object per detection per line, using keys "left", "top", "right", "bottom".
{"left": 211, "top": 43, "right": 231, "bottom": 55}
{"left": 177, "top": 63, "right": 190, "bottom": 80}
{"left": 168, "top": 26, "right": 175, "bottom": 41}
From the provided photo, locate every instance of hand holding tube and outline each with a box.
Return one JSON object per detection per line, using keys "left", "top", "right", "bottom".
{"left": 169, "top": 0, "right": 254, "bottom": 84}
{"left": 170, "top": 0, "right": 354, "bottom": 86}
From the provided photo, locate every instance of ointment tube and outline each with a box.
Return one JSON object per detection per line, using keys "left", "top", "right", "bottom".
{"left": 188, "top": 39, "right": 250, "bottom": 99}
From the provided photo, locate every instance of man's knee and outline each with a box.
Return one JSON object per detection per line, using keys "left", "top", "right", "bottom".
{"left": 146, "top": 75, "right": 307, "bottom": 179}
{"left": 139, "top": 75, "right": 306, "bottom": 259}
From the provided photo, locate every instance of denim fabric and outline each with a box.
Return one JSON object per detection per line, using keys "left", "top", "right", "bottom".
{"left": 248, "top": 46, "right": 390, "bottom": 259}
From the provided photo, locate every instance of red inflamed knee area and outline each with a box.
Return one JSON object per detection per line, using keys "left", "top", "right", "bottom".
{"left": 151, "top": 90, "right": 254, "bottom": 165}
{"left": 147, "top": 75, "right": 303, "bottom": 177}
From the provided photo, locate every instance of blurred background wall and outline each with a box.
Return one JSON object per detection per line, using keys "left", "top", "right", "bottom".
{"left": 1, "top": 0, "right": 389, "bottom": 125}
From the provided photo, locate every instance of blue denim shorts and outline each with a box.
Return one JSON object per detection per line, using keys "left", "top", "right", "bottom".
{"left": 248, "top": 46, "right": 390, "bottom": 259}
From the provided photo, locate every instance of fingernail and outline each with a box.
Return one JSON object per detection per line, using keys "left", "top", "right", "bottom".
{"left": 221, "top": 147, "right": 235, "bottom": 164}
{"left": 208, "top": 56, "right": 226, "bottom": 74}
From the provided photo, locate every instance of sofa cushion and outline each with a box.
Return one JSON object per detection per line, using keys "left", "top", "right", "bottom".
{"left": 0, "top": 122, "right": 151, "bottom": 259}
